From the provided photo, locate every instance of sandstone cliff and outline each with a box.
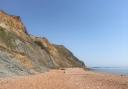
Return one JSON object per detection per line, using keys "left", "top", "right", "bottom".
{"left": 0, "top": 11, "right": 85, "bottom": 77}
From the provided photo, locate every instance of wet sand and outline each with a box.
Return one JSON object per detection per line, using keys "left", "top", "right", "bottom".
{"left": 0, "top": 68, "right": 128, "bottom": 89}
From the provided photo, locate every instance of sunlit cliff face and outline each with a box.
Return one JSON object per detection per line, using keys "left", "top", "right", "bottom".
{"left": 0, "top": 11, "right": 85, "bottom": 77}
{"left": 0, "top": 11, "right": 30, "bottom": 41}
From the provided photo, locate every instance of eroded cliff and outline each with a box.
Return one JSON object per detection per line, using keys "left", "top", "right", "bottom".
{"left": 0, "top": 11, "right": 85, "bottom": 77}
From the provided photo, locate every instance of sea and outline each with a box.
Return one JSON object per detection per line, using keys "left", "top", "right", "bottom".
{"left": 91, "top": 67, "right": 128, "bottom": 75}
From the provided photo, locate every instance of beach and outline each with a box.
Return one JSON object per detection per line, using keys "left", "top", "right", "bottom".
{"left": 0, "top": 68, "right": 128, "bottom": 89}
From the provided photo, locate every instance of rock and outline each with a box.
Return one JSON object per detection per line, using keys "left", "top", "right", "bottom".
{"left": 0, "top": 11, "right": 85, "bottom": 77}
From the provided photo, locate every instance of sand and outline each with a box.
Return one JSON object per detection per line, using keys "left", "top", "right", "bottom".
{"left": 0, "top": 68, "right": 128, "bottom": 89}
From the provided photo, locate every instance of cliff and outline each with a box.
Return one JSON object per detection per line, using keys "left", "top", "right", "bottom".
{"left": 0, "top": 11, "right": 85, "bottom": 77}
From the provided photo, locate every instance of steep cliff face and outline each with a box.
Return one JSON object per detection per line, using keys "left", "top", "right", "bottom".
{"left": 0, "top": 11, "right": 85, "bottom": 77}
{"left": 0, "top": 11, "right": 29, "bottom": 41}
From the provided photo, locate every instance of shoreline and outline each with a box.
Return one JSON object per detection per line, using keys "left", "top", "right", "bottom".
{"left": 90, "top": 67, "right": 128, "bottom": 76}
{"left": 0, "top": 68, "right": 128, "bottom": 89}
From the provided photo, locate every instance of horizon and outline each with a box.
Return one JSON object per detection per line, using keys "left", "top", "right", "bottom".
{"left": 0, "top": 0, "right": 128, "bottom": 67}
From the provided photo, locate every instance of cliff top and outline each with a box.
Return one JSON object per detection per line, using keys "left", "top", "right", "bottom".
{"left": 0, "top": 10, "right": 29, "bottom": 41}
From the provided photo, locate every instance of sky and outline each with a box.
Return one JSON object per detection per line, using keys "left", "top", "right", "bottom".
{"left": 0, "top": 0, "right": 128, "bottom": 67}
